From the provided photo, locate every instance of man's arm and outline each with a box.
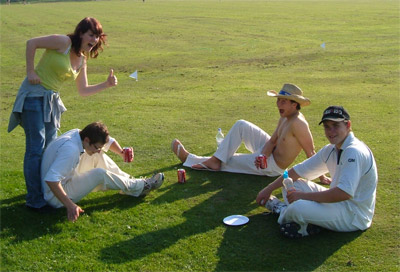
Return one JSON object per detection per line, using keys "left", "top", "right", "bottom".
{"left": 261, "top": 131, "right": 278, "bottom": 158}
{"left": 292, "top": 119, "right": 331, "bottom": 184}
{"left": 286, "top": 187, "right": 351, "bottom": 204}
{"left": 43, "top": 143, "right": 84, "bottom": 222}
{"left": 255, "top": 120, "right": 281, "bottom": 169}
{"left": 46, "top": 181, "right": 84, "bottom": 222}
{"left": 256, "top": 166, "right": 349, "bottom": 206}
{"left": 254, "top": 118, "right": 282, "bottom": 169}
{"left": 256, "top": 168, "right": 300, "bottom": 205}
{"left": 108, "top": 139, "right": 124, "bottom": 159}
{"left": 108, "top": 139, "right": 134, "bottom": 162}
{"left": 292, "top": 118, "right": 315, "bottom": 158}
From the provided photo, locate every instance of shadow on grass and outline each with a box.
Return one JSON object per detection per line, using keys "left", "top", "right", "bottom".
{"left": 0, "top": 163, "right": 181, "bottom": 246}
{"left": 99, "top": 166, "right": 363, "bottom": 270}
{"left": 1, "top": 194, "right": 65, "bottom": 244}
{"left": 0, "top": 191, "right": 145, "bottom": 245}
{"left": 136, "top": 150, "right": 215, "bottom": 178}
{"left": 99, "top": 169, "right": 255, "bottom": 263}
{"left": 215, "top": 214, "right": 363, "bottom": 271}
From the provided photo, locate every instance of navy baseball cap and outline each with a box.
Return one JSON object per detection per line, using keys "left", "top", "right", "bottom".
{"left": 319, "top": 106, "right": 350, "bottom": 125}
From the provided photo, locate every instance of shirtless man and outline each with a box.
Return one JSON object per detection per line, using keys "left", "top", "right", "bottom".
{"left": 172, "top": 83, "right": 330, "bottom": 183}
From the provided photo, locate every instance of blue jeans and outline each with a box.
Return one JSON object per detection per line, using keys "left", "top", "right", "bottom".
{"left": 21, "top": 97, "right": 57, "bottom": 208}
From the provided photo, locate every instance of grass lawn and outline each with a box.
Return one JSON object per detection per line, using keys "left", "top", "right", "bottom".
{"left": 1, "top": 0, "right": 399, "bottom": 271}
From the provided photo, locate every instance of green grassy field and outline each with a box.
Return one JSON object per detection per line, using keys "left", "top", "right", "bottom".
{"left": 1, "top": 0, "right": 399, "bottom": 271}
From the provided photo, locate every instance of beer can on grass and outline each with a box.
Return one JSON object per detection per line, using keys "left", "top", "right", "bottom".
{"left": 123, "top": 147, "right": 133, "bottom": 163}
{"left": 258, "top": 155, "right": 267, "bottom": 169}
{"left": 177, "top": 169, "right": 186, "bottom": 183}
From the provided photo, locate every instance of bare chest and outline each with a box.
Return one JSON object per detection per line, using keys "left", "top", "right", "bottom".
{"left": 276, "top": 121, "right": 295, "bottom": 143}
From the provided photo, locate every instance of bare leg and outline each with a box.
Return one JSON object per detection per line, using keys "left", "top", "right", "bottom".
{"left": 192, "top": 156, "right": 221, "bottom": 171}
{"left": 171, "top": 139, "right": 189, "bottom": 163}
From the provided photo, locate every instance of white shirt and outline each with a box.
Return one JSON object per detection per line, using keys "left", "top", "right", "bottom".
{"left": 293, "top": 132, "right": 378, "bottom": 230}
{"left": 41, "top": 129, "right": 114, "bottom": 202}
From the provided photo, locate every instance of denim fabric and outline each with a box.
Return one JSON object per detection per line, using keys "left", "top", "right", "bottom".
{"left": 8, "top": 77, "right": 66, "bottom": 133}
{"left": 21, "top": 97, "right": 57, "bottom": 208}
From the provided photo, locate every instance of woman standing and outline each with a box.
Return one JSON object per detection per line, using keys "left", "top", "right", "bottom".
{"left": 8, "top": 17, "right": 118, "bottom": 212}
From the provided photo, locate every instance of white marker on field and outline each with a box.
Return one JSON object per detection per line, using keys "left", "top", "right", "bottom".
{"left": 129, "top": 70, "right": 138, "bottom": 81}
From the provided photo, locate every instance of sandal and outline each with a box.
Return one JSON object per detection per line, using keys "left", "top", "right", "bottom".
{"left": 171, "top": 139, "right": 187, "bottom": 163}
{"left": 191, "top": 162, "right": 216, "bottom": 171}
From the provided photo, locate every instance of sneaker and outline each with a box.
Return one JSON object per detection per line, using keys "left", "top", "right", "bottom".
{"left": 140, "top": 173, "right": 165, "bottom": 196}
{"left": 280, "top": 222, "right": 321, "bottom": 238}
{"left": 265, "top": 196, "right": 287, "bottom": 214}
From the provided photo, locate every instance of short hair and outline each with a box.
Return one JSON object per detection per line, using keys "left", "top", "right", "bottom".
{"left": 290, "top": 100, "right": 301, "bottom": 110}
{"left": 68, "top": 17, "right": 107, "bottom": 59}
{"left": 80, "top": 122, "right": 109, "bottom": 145}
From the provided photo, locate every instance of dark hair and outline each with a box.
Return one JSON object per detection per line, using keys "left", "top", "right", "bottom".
{"left": 67, "top": 17, "right": 107, "bottom": 59}
{"left": 290, "top": 100, "right": 301, "bottom": 110}
{"left": 80, "top": 122, "right": 109, "bottom": 145}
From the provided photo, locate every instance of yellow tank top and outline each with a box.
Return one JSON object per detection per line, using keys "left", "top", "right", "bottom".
{"left": 35, "top": 47, "right": 81, "bottom": 91}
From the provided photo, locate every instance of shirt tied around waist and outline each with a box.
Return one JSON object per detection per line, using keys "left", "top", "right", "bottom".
{"left": 8, "top": 77, "right": 67, "bottom": 133}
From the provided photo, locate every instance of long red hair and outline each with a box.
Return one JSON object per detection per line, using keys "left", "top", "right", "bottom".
{"left": 68, "top": 17, "right": 107, "bottom": 59}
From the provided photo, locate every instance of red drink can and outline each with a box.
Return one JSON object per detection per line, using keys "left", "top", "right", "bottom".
{"left": 177, "top": 169, "right": 186, "bottom": 183}
{"left": 123, "top": 147, "right": 133, "bottom": 163}
{"left": 258, "top": 155, "right": 267, "bottom": 169}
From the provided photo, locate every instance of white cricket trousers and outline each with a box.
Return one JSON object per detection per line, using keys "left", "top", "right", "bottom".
{"left": 278, "top": 180, "right": 360, "bottom": 235}
{"left": 47, "top": 152, "right": 144, "bottom": 208}
{"left": 183, "top": 120, "right": 285, "bottom": 176}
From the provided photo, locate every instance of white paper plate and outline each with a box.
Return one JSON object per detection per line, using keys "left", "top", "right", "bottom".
{"left": 223, "top": 215, "right": 249, "bottom": 226}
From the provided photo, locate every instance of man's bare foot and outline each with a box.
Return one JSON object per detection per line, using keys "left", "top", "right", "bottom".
{"left": 171, "top": 139, "right": 189, "bottom": 163}
{"left": 192, "top": 156, "right": 221, "bottom": 171}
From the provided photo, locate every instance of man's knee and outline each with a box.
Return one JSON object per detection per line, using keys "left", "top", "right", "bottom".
{"left": 235, "top": 119, "right": 249, "bottom": 126}
{"left": 290, "top": 200, "right": 309, "bottom": 212}
{"left": 283, "top": 200, "right": 311, "bottom": 222}
{"left": 233, "top": 119, "right": 252, "bottom": 131}
{"left": 88, "top": 168, "right": 108, "bottom": 182}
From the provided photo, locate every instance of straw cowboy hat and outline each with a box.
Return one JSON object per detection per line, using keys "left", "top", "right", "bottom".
{"left": 267, "top": 83, "right": 311, "bottom": 107}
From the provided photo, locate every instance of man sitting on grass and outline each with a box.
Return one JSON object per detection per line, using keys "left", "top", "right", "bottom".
{"left": 172, "top": 83, "right": 329, "bottom": 184}
{"left": 256, "top": 106, "right": 378, "bottom": 238}
{"left": 41, "top": 122, "right": 164, "bottom": 222}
